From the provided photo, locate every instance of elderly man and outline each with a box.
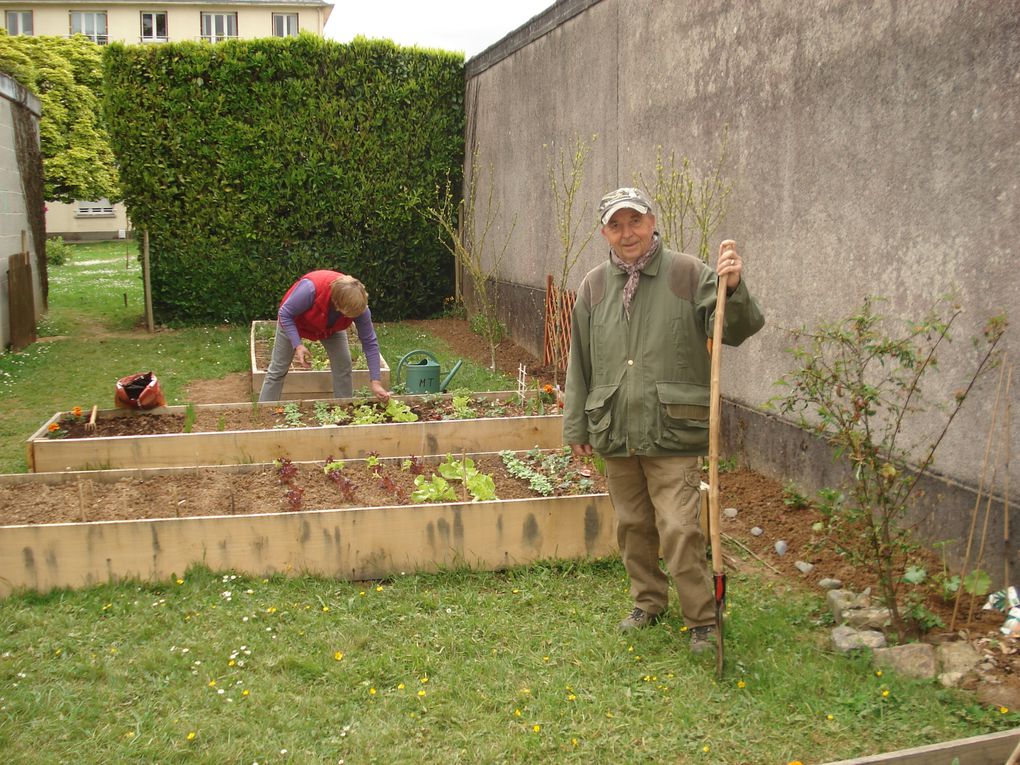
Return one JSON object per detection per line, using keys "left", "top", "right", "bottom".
{"left": 563, "top": 187, "right": 764, "bottom": 654}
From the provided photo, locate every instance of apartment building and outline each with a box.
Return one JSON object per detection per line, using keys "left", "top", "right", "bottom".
{"left": 1, "top": 0, "right": 333, "bottom": 239}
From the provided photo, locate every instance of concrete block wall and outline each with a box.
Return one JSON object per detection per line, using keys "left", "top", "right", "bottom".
{"left": 0, "top": 73, "right": 43, "bottom": 351}
{"left": 465, "top": 0, "right": 1019, "bottom": 582}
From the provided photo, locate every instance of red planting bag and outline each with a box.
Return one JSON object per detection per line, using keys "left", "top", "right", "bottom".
{"left": 114, "top": 371, "right": 166, "bottom": 410}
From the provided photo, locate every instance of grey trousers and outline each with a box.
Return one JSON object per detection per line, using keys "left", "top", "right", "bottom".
{"left": 258, "top": 323, "right": 353, "bottom": 402}
{"left": 605, "top": 454, "right": 715, "bottom": 627}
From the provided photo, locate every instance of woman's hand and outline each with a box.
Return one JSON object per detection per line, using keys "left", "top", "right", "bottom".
{"left": 371, "top": 379, "right": 391, "bottom": 404}
{"left": 294, "top": 344, "right": 312, "bottom": 368}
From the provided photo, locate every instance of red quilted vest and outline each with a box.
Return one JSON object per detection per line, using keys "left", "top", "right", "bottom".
{"left": 281, "top": 270, "right": 353, "bottom": 341}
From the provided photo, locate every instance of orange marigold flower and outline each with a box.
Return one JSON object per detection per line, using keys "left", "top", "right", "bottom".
{"left": 72, "top": 406, "right": 82, "bottom": 417}
{"left": 48, "top": 423, "right": 60, "bottom": 432}
{"left": 543, "top": 384, "right": 553, "bottom": 394}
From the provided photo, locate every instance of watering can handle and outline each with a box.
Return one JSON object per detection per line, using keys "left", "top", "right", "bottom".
{"left": 394, "top": 349, "right": 441, "bottom": 387}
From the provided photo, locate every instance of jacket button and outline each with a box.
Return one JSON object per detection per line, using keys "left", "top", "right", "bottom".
{"left": 627, "top": 359, "right": 634, "bottom": 366}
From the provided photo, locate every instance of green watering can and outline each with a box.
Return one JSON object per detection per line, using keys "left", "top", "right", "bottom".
{"left": 394, "top": 350, "right": 463, "bottom": 394}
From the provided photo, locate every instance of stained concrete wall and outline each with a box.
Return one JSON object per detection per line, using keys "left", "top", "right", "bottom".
{"left": 0, "top": 73, "right": 43, "bottom": 351}
{"left": 465, "top": 0, "right": 1018, "bottom": 582}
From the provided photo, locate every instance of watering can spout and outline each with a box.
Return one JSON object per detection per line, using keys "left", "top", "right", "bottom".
{"left": 441, "top": 359, "right": 463, "bottom": 391}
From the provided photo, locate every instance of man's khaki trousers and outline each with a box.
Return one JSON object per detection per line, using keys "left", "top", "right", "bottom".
{"left": 605, "top": 454, "right": 715, "bottom": 626}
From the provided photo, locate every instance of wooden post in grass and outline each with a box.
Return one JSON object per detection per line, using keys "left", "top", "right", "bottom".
{"left": 142, "top": 229, "right": 154, "bottom": 333}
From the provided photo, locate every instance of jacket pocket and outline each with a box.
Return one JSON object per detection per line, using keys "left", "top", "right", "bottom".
{"left": 585, "top": 384, "right": 622, "bottom": 454}
{"left": 654, "top": 381, "right": 710, "bottom": 451}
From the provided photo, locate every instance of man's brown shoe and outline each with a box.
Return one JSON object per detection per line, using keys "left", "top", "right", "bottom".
{"left": 689, "top": 624, "right": 717, "bottom": 654}
{"left": 618, "top": 607, "right": 661, "bottom": 632}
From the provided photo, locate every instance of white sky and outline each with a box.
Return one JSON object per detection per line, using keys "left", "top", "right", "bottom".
{"left": 323, "top": 1, "right": 556, "bottom": 60}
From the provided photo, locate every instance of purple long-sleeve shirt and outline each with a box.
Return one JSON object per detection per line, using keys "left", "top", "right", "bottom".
{"left": 278, "top": 279, "right": 383, "bottom": 381}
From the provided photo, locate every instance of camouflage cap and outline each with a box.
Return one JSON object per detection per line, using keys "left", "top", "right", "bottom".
{"left": 598, "top": 187, "right": 653, "bottom": 225}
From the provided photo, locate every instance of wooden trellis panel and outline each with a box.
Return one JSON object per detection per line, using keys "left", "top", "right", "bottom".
{"left": 543, "top": 274, "right": 576, "bottom": 371}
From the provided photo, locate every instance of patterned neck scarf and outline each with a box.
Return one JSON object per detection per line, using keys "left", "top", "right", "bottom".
{"left": 610, "top": 233, "right": 660, "bottom": 319}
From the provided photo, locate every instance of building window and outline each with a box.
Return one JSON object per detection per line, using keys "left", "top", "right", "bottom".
{"left": 5, "top": 10, "right": 33, "bottom": 35}
{"left": 140, "top": 11, "right": 168, "bottom": 42}
{"left": 272, "top": 13, "right": 299, "bottom": 37}
{"left": 76, "top": 199, "right": 115, "bottom": 217}
{"left": 70, "top": 11, "right": 108, "bottom": 44}
{"left": 201, "top": 12, "right": 237, "bottom": 42}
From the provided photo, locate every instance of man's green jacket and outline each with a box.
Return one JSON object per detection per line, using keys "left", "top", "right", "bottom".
{"left": 562, "top": 245, "right": 765, "bottom": 457}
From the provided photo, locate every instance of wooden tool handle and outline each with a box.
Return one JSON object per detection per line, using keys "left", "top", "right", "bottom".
{"left": 708, "top": 277, "right": 728, "bottom": 578}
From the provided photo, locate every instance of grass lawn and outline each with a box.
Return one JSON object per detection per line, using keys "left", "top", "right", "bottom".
{"left": 0, "top": 241, "right": 1016, "bottom": 763}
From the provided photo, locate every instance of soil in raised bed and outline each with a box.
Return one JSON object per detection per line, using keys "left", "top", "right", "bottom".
{"left": 0, "top": 451, "right": 602, "bottom": 525}
{"left": 52, "top": 395, "right": 562, "bottom": 439}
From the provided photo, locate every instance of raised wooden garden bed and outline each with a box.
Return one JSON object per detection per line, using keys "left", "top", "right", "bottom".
{"left": 26, "top": 392, "right": 563, "bottom": 473}
{"left": 0, "top": 451, "right": 615, "bottom": 596}
{"left": 818, "top": 727, "right": 1020, "bottom": 764}
{"left": 250, "top": 319, "right": 391, "bottom": 399}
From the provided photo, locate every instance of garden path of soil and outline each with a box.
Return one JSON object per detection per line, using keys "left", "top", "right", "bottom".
{"left": 20, "top": 318, "right": 1020, "bottom": 706}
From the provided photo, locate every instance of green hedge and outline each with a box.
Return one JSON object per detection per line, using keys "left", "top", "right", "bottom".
{"left": 102, "top": 35, "right": 462, "bottom": 323}
{"left": 0, "top": 34, "right": 119, "bottom": 203}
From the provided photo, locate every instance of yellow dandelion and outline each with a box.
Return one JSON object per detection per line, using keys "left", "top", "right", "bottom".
{"left": 334, "top": 651, "right": 344, "bottom": 661}
{"left": 737, "top": 679, "right": 746, "bottom": 689}
{"left": 124, "top": 731, "right": 134, "bottom": 738}
{"left": 242, "top": 689, "right": 250, "bottom": 697}
{"left": 1000, "top": 706, "right": 1010, "bottom": 714}
{"left": 369, "top": 687, "right": 377, "bottom": 696}
{"left": 176, "top": 579, "right": 185, "bottom": 585}
{"left": 533, "top": 724, "right": 541, "bottom": 733}
{"left": 417, "top": 690, "right": 426, "bottom": 698}
{"left": 567, "top": 693, "right": 577, "bottom": 701}
{"left": 543, "top": 656, "right": 550, "bottom": 662}
{"left": 208, "top": 679, "right": 216, "bottom": 687}
{"left": 376, "top": 585, "right": 384, "bottom": 592}
{"left": 359, "top": 591, "right": 366, "bottom": 597}
{"left": 571, "top": 738, "right": 579, "bottom": 747}
{"left": 266, "top": 606, "right": 277, "bottom": 614}
{"left": 186, "top": 732, "right": 196, "bottom": 741}
{"left": 826, "top": 714, "right": 834, "bottom": 720}
{"left": 228, "top": 659, "right": 236, "bottom": 667}
{"left": 397, "top": 683, "right": 405, "bottom": 690}
{"left": 606, "top": 711, "right": 614, "bottom": 718}
{"left": 881, "top": 689, "right": 890, "bottom": 698}
{"left": 322, "top": 605, "right": 330, "bottom": 612}
{"left": 514, "top": 709, "right": 522, "bottom": 717}
{"left": 54, "top": 648, "right": 62, "bottom": 656}
{"left": 420, "top": 676, "right": 429, "bottom": 684}
{"left": 875, "top": 670, "right": 883, "bottom": 677}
